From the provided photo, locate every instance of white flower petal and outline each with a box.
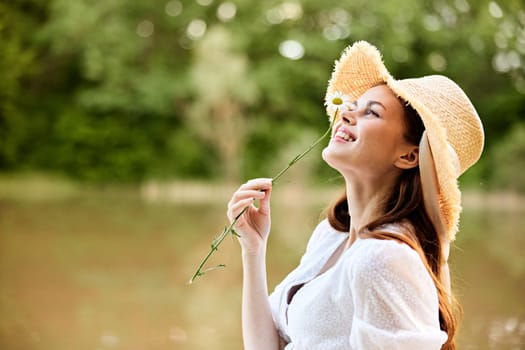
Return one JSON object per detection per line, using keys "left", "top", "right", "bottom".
{"left": 325, "top": 91, "right": 352, "bottom": 122}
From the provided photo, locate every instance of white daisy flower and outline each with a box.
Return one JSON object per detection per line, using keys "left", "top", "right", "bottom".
{"left": 325, "top": 91, "right": 351, "bottom": 122}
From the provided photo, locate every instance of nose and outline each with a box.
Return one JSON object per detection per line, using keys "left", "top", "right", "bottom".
{"left": 341, "top": 111, "right": 356, "bottom": 126}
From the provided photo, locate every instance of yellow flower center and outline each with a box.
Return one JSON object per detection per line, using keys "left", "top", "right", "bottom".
{"left": 332, "top": 97, "right": 343, "bottom": 105}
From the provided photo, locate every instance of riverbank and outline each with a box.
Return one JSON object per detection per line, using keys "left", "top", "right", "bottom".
{"left": 1, "top": 173, "right": 524, "bottom": 211}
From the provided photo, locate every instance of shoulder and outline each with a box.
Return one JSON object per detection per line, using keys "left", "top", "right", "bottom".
{"left": 349, "top": 238, "right": 432, "bottom": 291}
{"left": 353, "top": 238, "right": 421, "bottom": 269}
{"left": 353, "top": 221, "right": 421, "bottom": 269}
{"left": 348, "top": 238, "right": 440, "bottom": 320}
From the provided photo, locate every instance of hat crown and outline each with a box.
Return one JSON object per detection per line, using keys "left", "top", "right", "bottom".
{"left": 396, "top": 76, "right": 485, "bottom": 175}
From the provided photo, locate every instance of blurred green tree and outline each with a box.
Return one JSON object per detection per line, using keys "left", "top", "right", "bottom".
{"left": 490, "top": 123, "right": 525, "bottom": 192}
{"left": 0, "top": 0, "right": 523, "bottom": 186}
{"left": 0, "top": 0, "right": 47, "bottom": 168}
{"left": 189, "top": 25, "right": 257, "bottom": 182}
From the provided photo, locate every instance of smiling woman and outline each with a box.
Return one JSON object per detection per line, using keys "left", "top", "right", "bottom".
{"left": 323, "top": 85, "right": 415, "bottom": 178}
{"left": 226, "top": 41, "right": 484, "bottom": 350}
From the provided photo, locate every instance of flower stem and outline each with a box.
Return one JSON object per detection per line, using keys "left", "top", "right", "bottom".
{"left": 188, "top": 117, "right": 335, "bottom": 284}
{"left": 188, "top": 207, "right": 246, "bottom": 284}
{"left": 271, "top": 124, "right": 333, "bottom": 184}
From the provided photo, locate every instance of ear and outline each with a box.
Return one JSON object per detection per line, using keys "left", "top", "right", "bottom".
{"left": 395, "top": 146, "right": 419, "bottom": 170}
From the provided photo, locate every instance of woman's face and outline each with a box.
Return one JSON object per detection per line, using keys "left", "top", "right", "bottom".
{"left": 322, "top": 84, "right": 416, "bottom": 178}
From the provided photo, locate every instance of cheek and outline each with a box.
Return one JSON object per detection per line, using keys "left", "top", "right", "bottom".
{"left": 363, "top": 125, "right": 403, "bottom": 148}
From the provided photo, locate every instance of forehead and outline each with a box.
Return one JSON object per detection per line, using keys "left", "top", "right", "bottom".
{"left": 358, "top": 84, "right": 400, "bottom": 105}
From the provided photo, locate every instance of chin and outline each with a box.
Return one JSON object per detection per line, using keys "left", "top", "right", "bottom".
{"left": 322, "top": 146, "right": 343, "bottom": 172}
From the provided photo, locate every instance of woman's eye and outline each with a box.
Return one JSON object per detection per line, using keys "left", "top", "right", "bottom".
{"left": 366, "top": 107, "right": 380, "bottom": 117}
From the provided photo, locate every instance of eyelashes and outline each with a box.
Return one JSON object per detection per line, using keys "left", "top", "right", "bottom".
{"left": 349, "top": 101, "right": 381, "bottom": 118}
{"left": 366, "top": 107, "right": 380, "bottom": 118}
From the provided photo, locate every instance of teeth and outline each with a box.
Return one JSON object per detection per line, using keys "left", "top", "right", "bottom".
{"left": 335, "top": 130, "right": 354, "bottom": 141}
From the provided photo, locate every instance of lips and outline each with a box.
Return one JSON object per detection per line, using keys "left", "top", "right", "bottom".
{"left": 333, "top": 126, "right": 356, "bottom": 142}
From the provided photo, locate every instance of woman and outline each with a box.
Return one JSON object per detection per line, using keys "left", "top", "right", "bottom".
{"left": 227, "top": 41, "right": 484, "bottom": 349}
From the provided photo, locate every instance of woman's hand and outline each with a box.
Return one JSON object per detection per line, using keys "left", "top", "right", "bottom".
{"left": 230, "top": 179, "right": 280, "bottom": 350}
{"left": 227, "top": 178, "right": 273, "bottom": 254}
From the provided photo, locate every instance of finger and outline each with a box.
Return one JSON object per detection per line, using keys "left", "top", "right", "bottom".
{"left": 239, "top": 178, "right": 272, "bottom": 191}
{"left": 257, "top": 185, "right": 272, "bottom": 215}
{"left": 227, "top": 190, "right": 263, "bottom": 214}
{"left": 231, "top": 189, "right": 266, "bottom": 203}
{"left": 228, "top": 198, "right": 254, "bottom": 221}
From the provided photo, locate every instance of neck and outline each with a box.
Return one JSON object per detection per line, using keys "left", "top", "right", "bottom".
{"left": 344, "top": 170, "right": 400, "bottom": 241}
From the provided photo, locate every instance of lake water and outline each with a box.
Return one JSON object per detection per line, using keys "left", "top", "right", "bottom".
{"left": 0, "top": 188, "right": 524, "bottom": 349}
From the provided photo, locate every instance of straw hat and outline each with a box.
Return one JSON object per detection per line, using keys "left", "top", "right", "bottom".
{"left": 325, "top": 41, "right": 484, "bottom": 243}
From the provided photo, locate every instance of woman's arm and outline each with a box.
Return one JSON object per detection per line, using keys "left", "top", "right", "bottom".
{"left": 241, "top": 247, "right": 281, "bottom": 349}
{"left": 227, "top": 178, "right": 280, "bottom": 350}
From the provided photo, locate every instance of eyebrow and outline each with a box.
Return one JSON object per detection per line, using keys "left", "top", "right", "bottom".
{"left": 353, "top": 100, "right": 387, "bottom": 111}
{"left": 368, "top": 100, "right": 387, "bottom": 111}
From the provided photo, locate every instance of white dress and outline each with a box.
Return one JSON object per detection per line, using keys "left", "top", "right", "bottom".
{"left": 268, "top": 219, "right": 448, "bottom": 350}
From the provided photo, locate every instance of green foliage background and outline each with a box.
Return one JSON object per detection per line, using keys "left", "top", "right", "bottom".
{"left": 1, "top": 0, "right": 524, "bottom": 187}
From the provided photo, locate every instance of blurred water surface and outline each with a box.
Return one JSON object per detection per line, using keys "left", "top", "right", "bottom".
{"left": 0, "top": 187, "right": 524, "bottom": 349}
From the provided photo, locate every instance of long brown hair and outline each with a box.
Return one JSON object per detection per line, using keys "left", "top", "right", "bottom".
{"left": 327, "top": 100, "right": 462, "bottom": 350}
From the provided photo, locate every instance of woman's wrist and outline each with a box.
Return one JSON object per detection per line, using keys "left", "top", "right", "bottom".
{"left": 241, "top": 242, "right": 267, "bottom": 260}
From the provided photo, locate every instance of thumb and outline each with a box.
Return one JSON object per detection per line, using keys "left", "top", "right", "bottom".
{"left": 258, "top": 184, "right": 272, "bottom": 215}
